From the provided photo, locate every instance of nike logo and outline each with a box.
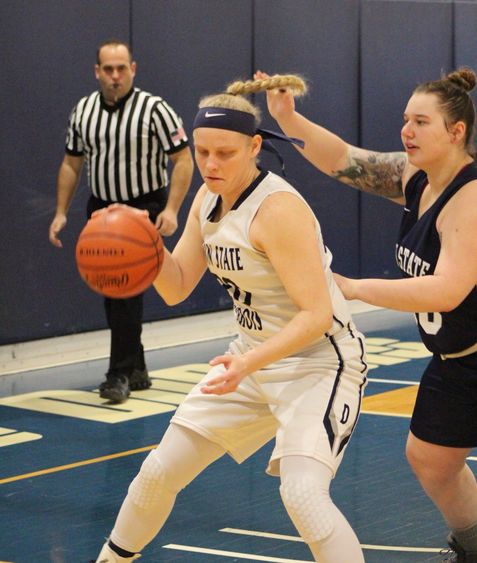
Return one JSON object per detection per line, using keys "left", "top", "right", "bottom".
{"left": 205, "top": 111, "right": 226, "bottom": 118}
{"left": 404, "top": 207, "right": 410, "bottom": 212}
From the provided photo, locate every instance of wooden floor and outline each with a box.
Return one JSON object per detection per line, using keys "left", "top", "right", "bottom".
{"left": 0, "top": 306, "right": 473, "bottom": 562}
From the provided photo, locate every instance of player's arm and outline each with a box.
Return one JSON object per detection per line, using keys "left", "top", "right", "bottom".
{"left": 203, "top": 192, "right": 333, "bottom": 394}
{"left": 247, "top": 192, "right": 334, "bottom": 361}
{"left": 49, "top": 154, "right": 84, "bottom": 247}
{"left": 156, "top": 146, "right": 194, "bottom": 236}
{"left": 274, "top": 110, "right": 408, "bottom": 202}
{"left": 153, "top": 185, "right": 208, "bottom": 304}
{"left": 255, "top": 70, "right": 410, "bottom": 202}
{"left": 336, "top": 181, "right": 477, "bottom": 312}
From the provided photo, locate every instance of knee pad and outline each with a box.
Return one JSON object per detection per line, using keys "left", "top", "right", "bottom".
{"left": 279, "top": 475, "right": 334, "bottom": 544}
{"left": 128, "top": 451, "right": 176, "bottom": 510}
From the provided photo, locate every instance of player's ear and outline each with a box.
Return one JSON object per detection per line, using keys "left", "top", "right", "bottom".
{"left": 449, "top": 120, "right": 465, "bottom": 144}
{"left": 251, "top": 134, "right": 262, "bottom": 157}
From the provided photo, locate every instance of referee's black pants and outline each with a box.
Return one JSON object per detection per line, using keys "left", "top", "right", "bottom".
{"left": 87, "top": 189, "right": 168, "bottom": 377}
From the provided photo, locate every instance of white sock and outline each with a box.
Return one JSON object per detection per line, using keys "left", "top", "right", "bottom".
{"left": 95, "top": 541, "right": 140, "bottom": 562}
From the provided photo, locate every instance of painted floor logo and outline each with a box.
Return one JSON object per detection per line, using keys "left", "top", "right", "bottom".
{"left": 365, "top": 337, "right": 431, "bottom": 369}
{"left": 0, "top": 426, "right": 42, "bottom": 448}
{"left": 0, "top": 339, "right": 432, "bottom": 430}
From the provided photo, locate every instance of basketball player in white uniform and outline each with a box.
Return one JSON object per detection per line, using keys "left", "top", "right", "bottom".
{"left": 93, "top": 76, "right": 368, "bottom": 563}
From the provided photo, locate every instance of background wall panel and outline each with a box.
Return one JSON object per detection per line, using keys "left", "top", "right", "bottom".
{"left": 131, "top": 0, "right": 254, "bottom": 322}
{"left": 0, "top": 0, "right": 473, "bottom": 344}
{"left": 254, "top": 0, "right": 361, "bottom": 277}
{"left": 0, "top": 0, "right": 130, "bottom": 343}
{"left": 455, "top": 2, "right": 477, "bottom": 82}
{"left": 360, "top": 0, "right": 453, "bottom": 277}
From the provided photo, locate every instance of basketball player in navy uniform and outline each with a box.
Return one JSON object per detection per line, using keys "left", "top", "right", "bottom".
{"left": 258, "top": 68, "right": 477, "bottom": 562}
{"left": 92, "top": 77, "right": 368, "bottom": 562}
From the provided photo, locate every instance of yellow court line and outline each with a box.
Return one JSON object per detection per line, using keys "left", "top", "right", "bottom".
{"left": 0, "top": 444, "right": 156, "bottom": 485}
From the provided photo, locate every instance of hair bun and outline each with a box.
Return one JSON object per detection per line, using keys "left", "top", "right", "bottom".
{"left": 447, "top": 67, "right": 477, "bottom": 92}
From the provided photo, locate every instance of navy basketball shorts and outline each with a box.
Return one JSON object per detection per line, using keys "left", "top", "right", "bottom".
{"left": 410, "top": 352, "right": 477, "bottom": 447}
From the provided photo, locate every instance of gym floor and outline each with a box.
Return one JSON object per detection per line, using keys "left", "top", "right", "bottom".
{"left": 0, "top": 304, "right": 471, "bottom": 562}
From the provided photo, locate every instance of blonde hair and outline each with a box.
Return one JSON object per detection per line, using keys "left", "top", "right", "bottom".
{"left": 198, "top": 74, "right": 308, "bottom": 128}
{"left": 227, "top": 74, "right": 307, "bottom": 97}
{"left": 198, "top": 93, "right": 261, "bottom": 123}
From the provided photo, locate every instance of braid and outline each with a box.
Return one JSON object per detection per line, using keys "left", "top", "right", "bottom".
{"left": 226, "top": 74, "right": 307, "bottom": 97}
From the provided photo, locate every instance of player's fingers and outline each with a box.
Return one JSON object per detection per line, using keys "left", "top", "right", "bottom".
{"left": 202, "top": 382, "right": 237, "bottom": 395}
{"left": 91, "top": 208, "right": 107, "bottom": 218}
{"left": 202, "top": 374, "right": 226, "bottom": 388}
{"left": 202, "top": 370, "right": 237, "bottom": 392}
{"left": 254, "top": 70, "right": 269, "bottom": 80}
{"left": 159, "top": 223, "right": 176, "bottom": 237}
{"left": 209, "top": 355, "right": 228, "bottom": 367}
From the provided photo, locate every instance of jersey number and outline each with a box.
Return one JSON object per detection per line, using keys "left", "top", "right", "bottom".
{"left": 416, "top": 312, "right": 442, "bottom": 335}
{"left": 213, "top": 274, "right": 252, "bottom": 306}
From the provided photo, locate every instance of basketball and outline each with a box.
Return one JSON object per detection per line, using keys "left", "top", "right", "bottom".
{"left": 75, "top": 206, "right": 164, "bottom": 298}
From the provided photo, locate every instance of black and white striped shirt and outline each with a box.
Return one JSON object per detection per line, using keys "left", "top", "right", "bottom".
{"left": 65, "top": 87, "right": 189, "bottom": 202}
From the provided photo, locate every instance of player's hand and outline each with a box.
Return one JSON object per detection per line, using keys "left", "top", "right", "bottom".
{"left": 201, "top": 354, "right": 248, "bottom": 395}
{"left": 254, "top": 70, "right": 296, "bottom": 122}
{"left": 49, "top": 214, "right": 67, "bottom": 248}
{"left": 333, "top": 273, "right": 358, "bottom": 301}
{"left": 155, "top": 208, "right": 178, "bottom": 236}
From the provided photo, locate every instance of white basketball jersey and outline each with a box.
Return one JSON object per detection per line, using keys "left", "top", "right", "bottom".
{"left": 200, "top": 170, "right": 351, "bottom": 352}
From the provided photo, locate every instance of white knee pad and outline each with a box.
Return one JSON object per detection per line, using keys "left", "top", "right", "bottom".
{"left": 128, "top": 450, "right": 176, "bottom": 510}
{"left": 280, "top": 474, "right": 334, "bottom": 544}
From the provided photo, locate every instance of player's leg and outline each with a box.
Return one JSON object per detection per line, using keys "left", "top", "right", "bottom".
{"left": 407, "top": 433, "right": 477, "bottom": 560}
{"left": 94, "top": 423, "right": 226, "bottom": 561}
{"left": 279, "top": 455, "right": 364, "bottom": 563}
{"left": 407, "top": 355, "right": 477, "bottom": 560}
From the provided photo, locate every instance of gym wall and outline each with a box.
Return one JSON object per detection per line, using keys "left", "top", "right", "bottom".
{"left": 1, "top": 0, "right": 476, "bottom": 344}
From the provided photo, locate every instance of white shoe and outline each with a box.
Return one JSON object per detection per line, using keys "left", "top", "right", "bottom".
{"left": 95, "top": 541, "right": 141, "bottom": 562}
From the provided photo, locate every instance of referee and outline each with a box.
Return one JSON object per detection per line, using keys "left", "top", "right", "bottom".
{"left": 48, "top": 39, "right": 194, "bottom": 404}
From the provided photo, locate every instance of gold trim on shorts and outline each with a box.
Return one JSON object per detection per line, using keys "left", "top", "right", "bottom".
{"left": 440, "top": 341, "right": 477, "bottom": 360}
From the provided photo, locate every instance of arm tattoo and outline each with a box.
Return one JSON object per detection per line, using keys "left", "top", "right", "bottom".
{"left": 332, "top": 149, "right": 407, "bottom": 199}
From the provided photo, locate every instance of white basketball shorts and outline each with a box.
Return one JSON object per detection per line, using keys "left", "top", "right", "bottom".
{"left": 171, "top": 325, "right": 367, "bottom": 477}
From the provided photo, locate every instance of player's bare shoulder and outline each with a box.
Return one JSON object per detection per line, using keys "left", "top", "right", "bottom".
{"left": 332, "top": 147, "right": 408, "bottom": 201}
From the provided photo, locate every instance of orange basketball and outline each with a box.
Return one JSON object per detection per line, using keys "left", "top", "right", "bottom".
{"left": 75, "top": 206, "right": 164, "bottom": 298}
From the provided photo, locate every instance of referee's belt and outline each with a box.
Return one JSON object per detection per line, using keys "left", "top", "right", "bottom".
{"left": 440, "top": 341, "right": 477, "bottom": 360}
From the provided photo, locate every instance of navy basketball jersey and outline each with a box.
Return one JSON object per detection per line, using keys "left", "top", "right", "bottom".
{"left": 396, "top": 163, "right": 477, "bottom": 354}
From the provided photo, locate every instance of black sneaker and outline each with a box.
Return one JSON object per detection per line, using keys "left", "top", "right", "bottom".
{"left": 99, "top": 375, "right": 130, "bottom": 403}
{"left": 440, "top": 547, "right": 458, "bottom": 563}
{"left": 129, "top": 368, "right": 152, "bottom": 391}
{"left": 441, "top": 534, "right": 477, "bottom": 562}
